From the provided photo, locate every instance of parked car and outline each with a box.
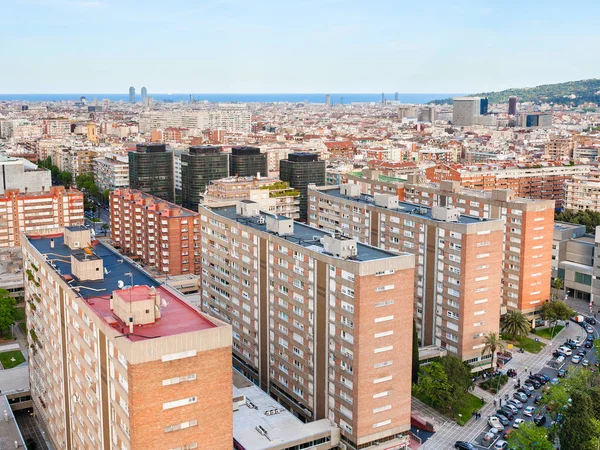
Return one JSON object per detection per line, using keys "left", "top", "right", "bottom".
{"left": 455, "top": 442, "right": 475, "bottom": 450}
{"left": 507, "top": 399, "right": 523, "bottom": 409}
{"left": 525, "top": 378, "right": 541, "bottom": 389}
{"left": 534, "top": 395, "right": 543, "bottom": 404}
{"left": 494, "top": 440, "right": 509, "bottom": 450}
{"left": 556, "top": 355, "right": 566, "bottom": 364}
{"left": 498, "top": 408, "right": 514, "bottom": 420}
{"left": 534, "top": 413, "right": 547, "bottom": 426}
{"left": 536, "top": 373, "right": 550, "bottom": 383}
{"left": 488, "top": 416, "right": 505, "bottom": 430}
{"left": 585, "top": 340, "right": 594, "bottom": 348}
{"left": 523, "top": 406, "right": 536, "bottom": 417}
{"left": 583, "top": 359, "right": 590, "bottom": 367}
{"left": 513, "top": 418, "right": 525, "bottom": 428}
{"left": 572, "top": 355, "right": 582, "bottom": 364}
{"left": 517, "top": 388, "right": 532, "bottom": 398}
{"left": 557, "top": 369, "right": 566, "bottom": 377}
{"left": 531, "top": 374, "right": 547, "bottom": 385}
{"left": 503, "top": 404, "right": 518, "bottom": 415}
{"left": 514, "top": 392, "right": 528, "bottom": 402}
{"left": 558, "top": 346, "right": 572, "bottom": 356}
{"left": 585, "top": 316, "right": 597, "bottom": 325}
{"left": 521, "top": 383, "right": 535, "bottom": 391}
{"left": 493, "top": 414, "right": 510, "bottom": 426}
{"left": 577, "top": 349, "right": 587, "bottom": 357}
{"left": 586, "top": 326, "right": 595, "bottom": 334}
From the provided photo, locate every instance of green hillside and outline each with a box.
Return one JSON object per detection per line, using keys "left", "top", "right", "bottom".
{"left": 431, "top": 79, "right": 600, "bottom": 106}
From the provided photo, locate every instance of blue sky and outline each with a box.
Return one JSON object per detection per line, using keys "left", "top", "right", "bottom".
{"left": 2, "top": 0, "right": 600, "bottom": 93}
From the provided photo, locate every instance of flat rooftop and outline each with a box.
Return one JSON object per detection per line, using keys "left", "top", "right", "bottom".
{"left": 233, "top": 372, "right": 336, "bottom": 450}
{"left": 348, "top": 171, "right": 406, "bottom": 184}
{"left": 208, "top": 206, "right": 404, "bottom": 262}
{"left": 27, "top": 234, "right": 216, "bottom": 341}
{"left": 322, "top": 188, "right": 489, "bottom": 224}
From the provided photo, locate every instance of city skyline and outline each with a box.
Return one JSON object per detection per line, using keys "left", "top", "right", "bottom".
{"left": 3, "top": 0, "right": 600, "bottom": 93}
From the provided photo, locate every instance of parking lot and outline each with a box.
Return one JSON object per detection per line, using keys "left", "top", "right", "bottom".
{"left": 467, "top": 318, "right": 599, "bottom": 449}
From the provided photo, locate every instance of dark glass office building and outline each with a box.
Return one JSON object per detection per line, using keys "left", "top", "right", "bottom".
{"left": 128, "top": 143, "right": 175, "bottom": 202}
{"left": 229, "top": 146, "right": 268, "bottom": 177}
{"left": 279, "top": 152, "right": 326, "bottom": 221}
{"left": 480, "top": 97, "right": 489, "bottom": 115}
{"left": 508, "top": 96, "right": 517, "bottom": 115}
{"left": 182, "top": 146, "right": 229, "bottom": 211}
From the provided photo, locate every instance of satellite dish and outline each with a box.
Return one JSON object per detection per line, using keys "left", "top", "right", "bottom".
{"left": 161, "top": 298, "right": 169, "bottom": 308}
{"left": 117, "top": 280, "right": 125, "bottom": 289}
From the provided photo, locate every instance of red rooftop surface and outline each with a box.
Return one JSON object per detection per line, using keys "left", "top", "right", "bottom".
{"left": 113, "top": 285, "right": 154, "bottom": 302}
{"left": 87, "top": 285, "right": 216, "bottom": 342}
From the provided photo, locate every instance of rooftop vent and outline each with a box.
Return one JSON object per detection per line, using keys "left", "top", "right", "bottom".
{"left": 266, "top": 216, "right": 294, "bottom": 236}
{"left": 431, "top": 205, "right": 460, "bottom": 222}
{"left": 374, "top": 193, "right": 399, "bottom": 209}
{"left": 236, "top": 200, "right": 260, "bottom": 217}
{"left": 321, "top": 234, "right": 358, "bottom": 259}
{"left": 340, "top": 183, "right": 361, "bottom": 198}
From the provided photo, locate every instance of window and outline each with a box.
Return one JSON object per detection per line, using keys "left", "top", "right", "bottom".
{"left": 575, "top": 272, "right": 592, "bottom": 286}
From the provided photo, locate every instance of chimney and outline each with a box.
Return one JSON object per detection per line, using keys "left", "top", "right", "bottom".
{"left": 50, "top": 238, "right": 55, "bottom": 249}
{"left": 129, "top": 317, "right": 134, "bottom": 334}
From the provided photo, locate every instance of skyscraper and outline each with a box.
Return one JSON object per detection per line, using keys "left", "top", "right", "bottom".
{"left": 279, "top": 152, "right": 326, "bottom": 221}
{"left": 141, "top": 86, "right": 147, "bottom": 104}
{"left": 181, "top": 146, "right": 229, "bottom": 210}
{"left": 508, "top": 96, "right": 517, "bottom": 115}
{"left": 452, "top": 97, "right": 485, "bottom": 126}
{"left": 229, "top": 146, "right": 268, "bottom": 177}
{"left": 480, "top": 97, "right": 489, "bottom": 115}
{"left": 128, "top": 143, "right": 175, "bottom": 202}
{"left": 129, "top": 86, "right": 135, "bottom": 103}
{"left": 325, "top": 94, "right": 330, "bottom": 106}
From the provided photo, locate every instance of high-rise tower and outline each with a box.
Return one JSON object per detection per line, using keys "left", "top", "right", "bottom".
{"left": 279, "top": 152, "right": 325, "bottom": 221}
{"left": 128, "top": 143, "right": 175, "bottom": 202}
{"left": 508, "top": 96, "right": 517, "bottom": 115}
{"left": 141, "top": 86, "right": 147, "bottom": 104}
{"left": 129, "top": 86, "right": 135, "bottom": 103}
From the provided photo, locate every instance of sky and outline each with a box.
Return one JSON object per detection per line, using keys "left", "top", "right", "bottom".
{"left": 2, "top": 0, "right": 600, "bottom": 94}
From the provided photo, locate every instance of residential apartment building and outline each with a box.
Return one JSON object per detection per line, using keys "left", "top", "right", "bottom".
{"left": 128, "top": 143, "right": 175, "bottom": 202}
{"left": 280, "top": 153, "right": 326, "bottom": 221}
{"left": 404, "top": 178, "right": 554, "bottom": 317}
{"left": 200, "top": 201, "right": 415, "bottom": 450}
{"left": 563, "top": 169, "right": 600, "bottom": 212}
{"left": 110, "top": 189, "right": 200, "bottom": 275}
{"left": 545, "top": 134, "right": 574, "bottom": 159}
{"left": 426, "top": 162, "right": 590, "bottom": 208}
{"left": 340, "top": 169, "right": 407, "bottom": 200}
{"left": 202, "top": 176, "right": 300, "bottom": 219}
{"left": 181, "top": 146, "right": 229, "bottom": 211}
{"left": 308, "top": 185, "right": 504, "bottom": 369}
{"left": 0, "top": 156, "right": 51, "bottom": 195}
{"left": 0, "top": 186, "right": 84, "bottom": 248}
{"left": 42, "top": 118, "right": 71, "bottom": 137}
{"left": 22, "top": 226, "right": 232, "bottom": 450}
{"left": 93, "top": 154, "right": 130, "bottom": 191}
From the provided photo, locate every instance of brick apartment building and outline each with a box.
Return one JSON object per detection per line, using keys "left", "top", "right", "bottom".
{"left": 110, "top": 189, "right": 200, "bottom": 275}
{"left": 308, "top": 185, "right": 504, "bottom": 370}
{"left": 425, "top": 162, "right": 590, "bottom": 208}
{"left": 22, "top": 227, "right": 232, "bottom": 450}
{"left": 200, "top": 201, "right": 414, "bottom": 450}
{"left": 404, "top": 177, "right": 554, "bottom": 318}
{"left": 0, "top": 186, "right": 84, "bottom": 248}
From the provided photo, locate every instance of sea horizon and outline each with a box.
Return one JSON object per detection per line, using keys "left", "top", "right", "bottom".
{"left": 0, "top": 92, "right": 462, "bottom": 104}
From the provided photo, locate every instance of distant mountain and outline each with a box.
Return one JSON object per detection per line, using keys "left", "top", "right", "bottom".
{"left": 430, "top": 79, "right": 600, "bottom": 106}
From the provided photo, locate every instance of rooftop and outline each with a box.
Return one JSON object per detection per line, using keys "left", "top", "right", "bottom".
{"left": 348, "top": 170, "right": 406, "bottom": 184}
{"left": 207, "top": 206, "right": 402, "bottom": 262}
{"left": 27, "top": 234, "right": 215, "bottom": 341}
{"left": 321, "top": 188, "right": 489, "bottom": 224}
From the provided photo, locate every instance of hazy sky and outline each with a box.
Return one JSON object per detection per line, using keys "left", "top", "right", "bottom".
{"left": 2, "top": 0, "right": 599, "bottom": 93}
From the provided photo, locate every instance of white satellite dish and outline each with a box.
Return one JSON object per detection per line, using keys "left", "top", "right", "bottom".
{"left": 117, "top": 280, "right": 125, "bottom": 289}
{"left": 161, "top": 298, "right": 169, "bottom": 308}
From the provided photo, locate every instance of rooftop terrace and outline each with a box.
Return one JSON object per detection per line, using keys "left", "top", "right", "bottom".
{"left": 27, "top": 233, "right": 215, "bottom": 341}
{"left": 206, "top": 205, "right": 403, "bottom": 262}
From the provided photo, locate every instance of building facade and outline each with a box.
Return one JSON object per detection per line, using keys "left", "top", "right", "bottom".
{"left": 404, "top": 178, "right": 554, "bottom": 317}
{"left": 93, "top": 154, "right": 130, "bottom": 191}
{"left": 0, "top": 186, "right": 84, "bottom": 248}
{"left": 280, "top": 153, "right": 326, "bottom": 221}
{"left": 200, "top": 202, "right": 414, "bottom": 450}
{"left": 308, "top": 185, "right": 504, "bottom": 369}
{"left": 0, "top": 156, "right": 51, "bottom": 195}
{"left": 22, "top": 227, "right": 232, "bottom": 450}
{"left": 128, "top": 143, "right": 175, "bottom": 202}
{"left": 110, "top": 189, "right": 200, "bottom": 275}
{"left": 181, "top": 146, "right": 229, "bottom": 211}
{"left": 563, "top": 170, "right": 600, "bottom": 212}
{"left": 229, "top": 146, "right": 268, "bottom": 177}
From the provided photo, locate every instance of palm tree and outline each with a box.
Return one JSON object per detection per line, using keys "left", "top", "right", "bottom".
{"left": 552, "top": 277, "right": 564, "bottom": 302}
{"left": 481, "top": 332, "right": 507, "bottom": 370}
{"left": 501, "top": 311, "right": 530, "bottom": 340}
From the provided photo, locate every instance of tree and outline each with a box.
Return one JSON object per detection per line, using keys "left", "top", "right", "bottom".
{"left": 540, "top": 301, "right": 575, "bottom": 327}
{"left": 552, "top": 277, "right": 565, "bottom": 301}
{"left": 481, "top": 332, "right": 506, "bottom": 369}
{"left": 0, "top": 290, "right": 17, "bottom": 337}
{"left": 103, "top": 189, "right": 110, "bottom": 204}
{"left": 507, "top": 422, "right": 553, "bottom": 449}
{"left": 413, "top": 362, "right": 452, "bottom": 408}
{"left": 439, "top": 355, "right": 473, "bottom": 406}
{"left": 559, "top": 390, "right": 599, "bottom": 450}
{"left": 58, "top": 171, "right": 73, "bottom": 187}
{"left": 501, "top": 310, "right": 530, "bottom": 340}
{"left": 556, "top": 209, "right": 600, "bottom": 234}
{"left": 101, "top": 223, "right": 110, "bottom": 237}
